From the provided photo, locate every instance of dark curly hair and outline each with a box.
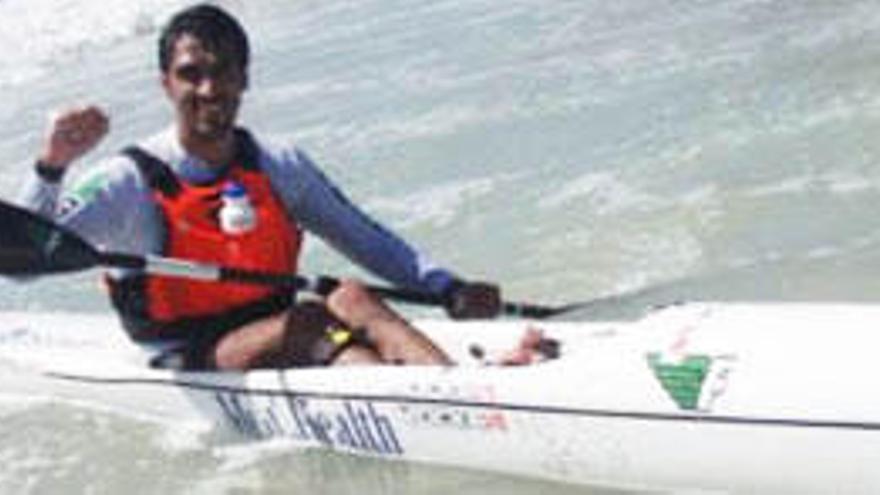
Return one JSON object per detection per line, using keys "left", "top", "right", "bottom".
{"left": 158, "top": 4, "right": 250, "bottom": 74}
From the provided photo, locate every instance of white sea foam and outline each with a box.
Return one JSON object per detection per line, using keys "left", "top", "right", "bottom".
{"left": 366, "top": 176, "right": 497, "bottom": 229}
{"left": 0, "top": 393, "right": 51, "bottom": 416}
{"left": 0, "top": 0, "right": 209, "bottom": 87}
{"left": 745, "top": 172, "right": 876, "bottom": 198}
{"left": 538, "top": 171, "right": 661, "bottom": 215}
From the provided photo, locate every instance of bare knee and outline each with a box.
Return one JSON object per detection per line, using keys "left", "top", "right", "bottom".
{"left": 326, "top": 279, "right": 391, "bottom": 328}
{"left": 326, "top": 279, "right": 375, "bottom": 310}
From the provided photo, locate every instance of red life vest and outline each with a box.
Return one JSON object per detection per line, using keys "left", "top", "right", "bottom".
{"left": 109, "top": 131, "right": 302, "bottom": 340}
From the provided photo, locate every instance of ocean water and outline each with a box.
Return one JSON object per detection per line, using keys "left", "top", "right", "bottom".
{"left": 2, "top": 0, "right": 880, "bottom": 492}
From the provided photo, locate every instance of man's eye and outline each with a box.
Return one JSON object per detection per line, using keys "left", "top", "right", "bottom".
{"left": 177, "top": 67, "right": 201, "bottom": 82}
{"left": 212, "top": 65, "right": 239, "bottom": 82}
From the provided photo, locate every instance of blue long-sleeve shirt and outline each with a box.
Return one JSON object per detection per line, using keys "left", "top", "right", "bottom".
{"left": 18, "top": 126, "right": 457, "bottom": 295}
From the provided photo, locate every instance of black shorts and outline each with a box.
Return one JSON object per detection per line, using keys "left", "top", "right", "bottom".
{"left": 137, "top": 293, "right": 292, "bottom": 370}
{"left": 142, "top": 299, "right": 371, "bottom": 370}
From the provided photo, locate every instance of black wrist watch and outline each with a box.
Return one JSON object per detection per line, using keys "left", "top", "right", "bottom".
{"left": 34, "top": 160, "right": 65, "bottom": 183}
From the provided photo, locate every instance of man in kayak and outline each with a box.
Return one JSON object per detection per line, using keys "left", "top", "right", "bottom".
{"left": 17, "top": 4, "right": 504, "bottom": 370}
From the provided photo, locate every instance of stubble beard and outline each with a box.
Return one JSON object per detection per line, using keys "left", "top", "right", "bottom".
{"left": 189, "top": 99, "right": 239, "bottom": 143}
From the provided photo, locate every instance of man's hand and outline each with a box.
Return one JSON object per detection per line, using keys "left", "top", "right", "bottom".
{"left": 445, "top": 281, "right": 502, "bottom": 320}
{"left": 39, "top": 106, "right": 109, "bottom": 168}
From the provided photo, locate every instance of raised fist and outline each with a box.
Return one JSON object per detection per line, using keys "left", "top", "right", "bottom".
{"left": 39, "top": 105, "right": 109, "bottom": 168}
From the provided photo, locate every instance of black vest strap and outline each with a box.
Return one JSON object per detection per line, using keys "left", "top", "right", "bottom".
{"left": 121, "top": 146, "right": 182, "bottom": 197}
{"left": 233, "top": 128, "right": 261, "bottom": 171}
{"left": 121, "top": 128, "right": 262, "bottom": 196}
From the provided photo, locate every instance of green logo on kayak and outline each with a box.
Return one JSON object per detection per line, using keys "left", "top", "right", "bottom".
{"left": 647, "top": 353, "right": 710, "bottom": 410}
{"left": 647, "top": 351, "right": 743, "bottom": 412}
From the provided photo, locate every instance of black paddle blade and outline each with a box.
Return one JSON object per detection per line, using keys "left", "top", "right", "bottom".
{"left": 0, "top": 200, "right": 100, "bottom": 275}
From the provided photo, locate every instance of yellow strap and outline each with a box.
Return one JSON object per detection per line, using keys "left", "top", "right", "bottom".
{"left": 325, "top": 326, "right": 352, "bottom": 346}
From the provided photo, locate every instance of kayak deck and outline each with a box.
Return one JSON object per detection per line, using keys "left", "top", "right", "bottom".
{"left": 2, "top": 303, "right": 880, "bottom": 493}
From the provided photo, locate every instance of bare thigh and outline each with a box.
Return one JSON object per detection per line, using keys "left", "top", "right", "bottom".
{"left": 326, "top": 279, "right": 452, "bottom": 365}
{"left": 210, "top": 311, "right": 288, "bottom": 370}
{"left": 210, "top": 302, "right": 381, "bottom": 370}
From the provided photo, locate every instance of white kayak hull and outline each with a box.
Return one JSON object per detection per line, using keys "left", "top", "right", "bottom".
{"left": 2, "top": 303, "right": 880, "bottom": 493}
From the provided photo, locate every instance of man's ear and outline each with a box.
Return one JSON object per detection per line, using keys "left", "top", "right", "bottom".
{"left": 160, "top": 72, "right": 172, "bottom": 96}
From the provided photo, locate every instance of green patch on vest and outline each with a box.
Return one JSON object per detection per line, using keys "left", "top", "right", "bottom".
{"left": 69, "top": 170, "right": 109, "bottom": 203}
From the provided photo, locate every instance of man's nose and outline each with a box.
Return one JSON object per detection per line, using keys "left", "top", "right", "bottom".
{"left": 196, "top": 76, "right": 219, "bottom": 97}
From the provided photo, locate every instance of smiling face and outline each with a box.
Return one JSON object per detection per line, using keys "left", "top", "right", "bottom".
{"left": 162, "top": 33, "right": 247, "bottom": 147}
